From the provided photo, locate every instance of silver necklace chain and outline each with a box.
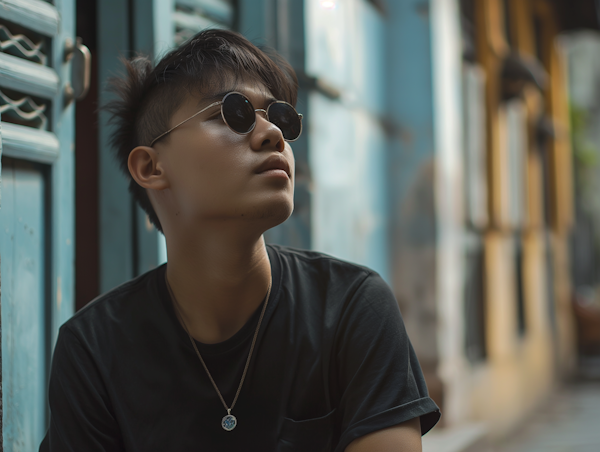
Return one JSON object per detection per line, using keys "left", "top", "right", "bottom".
{"left": 166, "top": 275, "right": 272, "bottom": 431}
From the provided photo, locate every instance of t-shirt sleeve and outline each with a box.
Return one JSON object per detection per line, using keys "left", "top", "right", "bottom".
{"left": 39, "top": 325, "right": 125, "bottom": 452}
{"left": 332, "top": 272, "right": 441, "bottom": 452}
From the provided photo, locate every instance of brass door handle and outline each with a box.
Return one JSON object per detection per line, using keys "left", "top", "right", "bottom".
{"left": 64, "top": 37, "right": 91, "bottom": 106}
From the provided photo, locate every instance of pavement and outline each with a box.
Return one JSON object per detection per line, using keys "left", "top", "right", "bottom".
{"left": 494, "top": 378, "right": 600, "bottom": 452}
{"left": 423, "top": 360, "right": 600, "bottom": 452}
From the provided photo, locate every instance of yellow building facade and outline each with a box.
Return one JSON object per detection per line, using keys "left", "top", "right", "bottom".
{"left": 441, "top": 0, "right": 590, "bottom": 438}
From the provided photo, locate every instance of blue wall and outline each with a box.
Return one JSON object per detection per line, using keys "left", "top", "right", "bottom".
{"left": 305, "top": 0, "right": 390, "bottom": 280}
{"left": 383, "top": 0, "right": 440, "bottom": 371}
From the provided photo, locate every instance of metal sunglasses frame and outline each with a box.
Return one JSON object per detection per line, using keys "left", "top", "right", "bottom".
{"left": 150, "top": 91, "right": 303, "bottom": 147}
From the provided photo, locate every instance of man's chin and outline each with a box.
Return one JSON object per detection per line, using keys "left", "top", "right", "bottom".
{"left": 161, "top": 200, "right": 294, "bottom": 235}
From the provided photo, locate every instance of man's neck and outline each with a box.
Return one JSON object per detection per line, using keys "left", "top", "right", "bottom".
{"left": 164, "top": 227, "right": 272, "bottom": 344}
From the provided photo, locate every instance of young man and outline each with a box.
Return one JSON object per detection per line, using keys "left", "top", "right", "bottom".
{"left": 40, "top": 29, "right": 440, "bottom": 451}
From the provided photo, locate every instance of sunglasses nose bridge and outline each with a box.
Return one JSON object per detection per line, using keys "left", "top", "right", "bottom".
{"left": 253, "top": 108, "right": 278, "bottom": 133}
{"left": 254, "top": 108, "right": 268, "bottom": 119}
{"left": 252, "top": 108, "right": 288, "bottom": 147}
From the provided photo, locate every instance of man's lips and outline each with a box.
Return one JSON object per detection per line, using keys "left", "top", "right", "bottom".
{"left": 255, "top": 154, "right": 291, "bottom": 178}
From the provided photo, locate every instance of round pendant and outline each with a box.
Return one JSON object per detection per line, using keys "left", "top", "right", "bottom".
{"left": 221, "top": 414, "right": 237, "bottom": 431}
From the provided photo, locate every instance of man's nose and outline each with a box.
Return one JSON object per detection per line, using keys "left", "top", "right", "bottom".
{"left": 250, "top": 110, "right": 284, "bottom": 152}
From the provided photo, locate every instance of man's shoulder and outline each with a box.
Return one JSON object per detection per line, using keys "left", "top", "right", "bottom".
{"left": 63, "top": 265, "right": 164, "bottom": 337}
{"left": 268, "top": 244, "right": 389, "bottom": 306}
{"left": 268, "top": 244, "right": 374, "bottom": 277}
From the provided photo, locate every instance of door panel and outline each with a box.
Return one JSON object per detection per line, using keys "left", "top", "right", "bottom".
{"left": 0, "top": 0, "right": 76, "bottom": 449}
{"left": 0, "top": 158, "right": 48, "bottom": 451}
{"left": 1, "top": 122, "right": 59, "bottom": 163}
{"left": 0, "top": 0, "right": 59, "bottom": 37}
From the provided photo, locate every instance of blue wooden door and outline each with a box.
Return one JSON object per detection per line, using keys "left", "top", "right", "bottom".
{"left": 0, "top": 0, "right": 76, "bottom": 449}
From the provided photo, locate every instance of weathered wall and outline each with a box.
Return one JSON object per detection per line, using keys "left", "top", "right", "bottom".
{"left": 438, "top": 0, "right": 577, "bottom": 437}
{"left": 430, "top": 0, "right": 468, "bottom": 425}
{"left": 381, "top": 0, "right": 577, "bottom": 435}
{"left": 305, "top": 0, "right": 389, "bottom": 280}
{"left": 385, "top": 0, "right": 442, "bottom": 408}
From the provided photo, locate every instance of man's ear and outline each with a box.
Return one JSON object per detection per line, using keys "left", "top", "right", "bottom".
{"left": 128, "top": 146, "right": 169, "bottom": 190}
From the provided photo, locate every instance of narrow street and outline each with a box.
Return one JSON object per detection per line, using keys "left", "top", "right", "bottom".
{"left": 495, "top": 378, "right": 600, "bottom": 452}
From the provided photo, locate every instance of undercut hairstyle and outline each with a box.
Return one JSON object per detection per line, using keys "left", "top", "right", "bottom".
{"left": 104, "top": 29, "right": 299, "bottom": 233}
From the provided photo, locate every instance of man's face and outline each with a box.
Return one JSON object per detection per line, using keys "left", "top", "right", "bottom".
{"left": 155, "top": 81, "right": 295, "bottom": 231}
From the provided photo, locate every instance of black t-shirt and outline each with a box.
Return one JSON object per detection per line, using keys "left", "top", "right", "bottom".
{"left": 40, "top": 245, "right": 440, "bottom": 452}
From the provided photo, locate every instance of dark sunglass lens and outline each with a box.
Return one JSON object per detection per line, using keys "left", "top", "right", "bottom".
{"left": 268, "top": 102, "right": 302, "bottom": 141}
{"left": 222, "top": 93, "right": 255, "bottom": 133}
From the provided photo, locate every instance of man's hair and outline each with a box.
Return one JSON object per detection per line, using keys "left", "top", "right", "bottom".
{"left": 104, "top": 29, "right": 299, "bottom": 232}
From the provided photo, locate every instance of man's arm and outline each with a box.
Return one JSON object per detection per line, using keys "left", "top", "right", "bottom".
{"left": 40, "top": 326, "right": 124, "bottom": 451}
{"left": 345, "top": 417, "right": 422, "bottom": 452}
{"left": 332, "top": 271, "right": 439, "bottom": 452}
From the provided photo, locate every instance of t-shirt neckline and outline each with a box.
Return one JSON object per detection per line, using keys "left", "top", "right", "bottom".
{"left": 155, "top": 244, "right": 282, "bottom": 357}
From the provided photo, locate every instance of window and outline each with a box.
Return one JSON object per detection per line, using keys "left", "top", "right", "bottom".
{"left": 464, "top": 236, "right": 487, "bottom": 362}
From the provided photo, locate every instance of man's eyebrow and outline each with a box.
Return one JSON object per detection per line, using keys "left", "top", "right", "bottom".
{"left": 197, "top": 91, "right": 230, "bottom": 107}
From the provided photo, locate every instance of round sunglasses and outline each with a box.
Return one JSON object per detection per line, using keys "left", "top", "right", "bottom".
{"left": 150, "top": 91, "right": 303, "bottom": 146}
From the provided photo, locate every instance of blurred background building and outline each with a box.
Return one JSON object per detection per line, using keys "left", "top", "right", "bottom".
{"left": 1, "top": 0, "right": 599, "bottom": 450}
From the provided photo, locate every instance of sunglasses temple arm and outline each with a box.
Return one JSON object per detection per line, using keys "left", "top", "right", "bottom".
{"left": 150, "top": 100, "right": 222, "bottom": 146}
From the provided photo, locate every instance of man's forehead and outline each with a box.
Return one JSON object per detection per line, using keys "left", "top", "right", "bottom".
{"left": 196, "top": 81, "right": 276, "bottom": 107}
